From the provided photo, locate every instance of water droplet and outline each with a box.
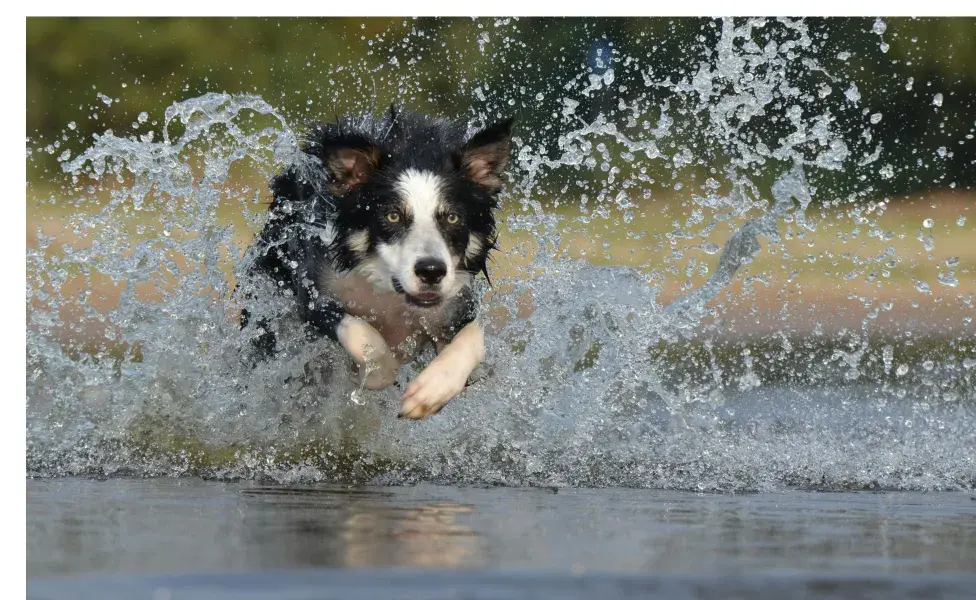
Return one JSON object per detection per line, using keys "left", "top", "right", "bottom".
{"left": 923, "top": 218, "right": 934, "bottom": 228}
{"left": 922, "top": 360, "right": 935, "bottom": 371}
{"left": 869, "top": 113, "right": 882, "bottom": 124}
{"left": 477, "top": 31, "right": 490, "bottom": 53}
{"left": 349, "top": 389, "right": 366, "bottom": 406}
{"left": 896, "top": 364, "right": 909, "bottom": 376}
{"left": 938, "top": 272, "right": 959, "bottom": 287}
{"left": 932, "top": 93, "right": 944, "bottom": 107}
{"left": 956, "top": 215, "right": 966, "bottom": 226}
{"left": 872, "top": 19, "right": 887, "bottom": 35}
{"left": 882, "top": 345, "right": 894, "bottom": 374}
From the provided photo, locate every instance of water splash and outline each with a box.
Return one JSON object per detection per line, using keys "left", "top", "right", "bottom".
{"left": 27, "top": 19, "right": 975, "bottom": 491}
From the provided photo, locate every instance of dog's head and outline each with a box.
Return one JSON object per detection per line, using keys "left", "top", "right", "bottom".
{"left": 296, "top": 109, "right": 513, "bottom": 309}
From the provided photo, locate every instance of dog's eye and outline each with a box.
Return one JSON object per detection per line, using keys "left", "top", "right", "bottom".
{"left": 385, "top": 211, "right": 401, "bottom": 224}
{"left": 445, "top": 212, "right": 460, "bottom": 225}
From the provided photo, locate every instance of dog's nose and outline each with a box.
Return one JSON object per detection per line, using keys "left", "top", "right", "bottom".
{"left": 414, "top": 258, "right": 447, "bottom": 285}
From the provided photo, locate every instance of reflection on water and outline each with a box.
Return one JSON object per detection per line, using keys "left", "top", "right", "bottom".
{"left": 240, "top": 487, "right": 479, "bottom": 569}
{"left": 27, "top": 478, "right": 976, "bottom": 579}
{"left": 343, "top": 503, "right": 478, "bottom": 568}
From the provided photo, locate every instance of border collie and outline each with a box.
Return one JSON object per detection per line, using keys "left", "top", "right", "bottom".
{"left": 241, "top": 106, "right": 513, "bottom": 420}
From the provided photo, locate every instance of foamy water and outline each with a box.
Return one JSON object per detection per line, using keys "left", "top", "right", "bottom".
{"left": 26, "top": 18, "right": 975, "bottom": 491}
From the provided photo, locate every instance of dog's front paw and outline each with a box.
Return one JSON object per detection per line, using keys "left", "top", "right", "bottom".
{"left": 359, "top": 349, "right": 400, "bottom": 390}
{"left": 398, "top": 359, "right": 470, "bottom": 420}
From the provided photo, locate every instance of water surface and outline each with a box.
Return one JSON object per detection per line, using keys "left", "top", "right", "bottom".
{"left": 27, "top": 478, "right": 976, "bottom": 598}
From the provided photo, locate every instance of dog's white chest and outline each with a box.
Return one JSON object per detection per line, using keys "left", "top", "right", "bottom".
{"left": 324, "top": 273, "right": 441, "bottom": 361}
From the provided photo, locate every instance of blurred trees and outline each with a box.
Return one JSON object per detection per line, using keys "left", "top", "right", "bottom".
{"left": 27, "top": 17, "right": 976, "bottom": 200}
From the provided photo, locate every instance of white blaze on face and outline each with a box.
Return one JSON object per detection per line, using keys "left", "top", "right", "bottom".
{"left": 374, "top": 168, "right": 469, "bottom": 299}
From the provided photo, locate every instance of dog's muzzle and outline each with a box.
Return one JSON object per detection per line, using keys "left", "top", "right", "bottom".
{"left": 392, "top": 277, "right": 443, "bottom": 308}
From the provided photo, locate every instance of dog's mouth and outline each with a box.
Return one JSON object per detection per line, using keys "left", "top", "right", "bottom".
{"left": 392, "top": 278, "right": 443, "bottom": 308}
{"left": 405, "top": 291, "right": 443, "bottom": 308}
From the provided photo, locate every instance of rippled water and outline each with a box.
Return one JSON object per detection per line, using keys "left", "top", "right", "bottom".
{"left": 26, "top": 18, "right": 975, "bottom": 493}
{"left": 26, "top": 479, "right": 976, "bottom": 599}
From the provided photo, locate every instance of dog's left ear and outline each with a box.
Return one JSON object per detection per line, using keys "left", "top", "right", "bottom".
{"left": 457, "top": 118, "right": 514, "bottom": 193}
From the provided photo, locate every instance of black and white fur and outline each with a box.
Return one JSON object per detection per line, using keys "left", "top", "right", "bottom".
{"left": 242, "top": 107, "right": 513, "bottom": 419}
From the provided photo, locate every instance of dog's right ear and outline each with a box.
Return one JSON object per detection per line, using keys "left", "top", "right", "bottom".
{"left": 306, "top": 125, "right": 382, "bottom": 196}
{"left": 320, "top": 144, "right": 381, "bottom": 195}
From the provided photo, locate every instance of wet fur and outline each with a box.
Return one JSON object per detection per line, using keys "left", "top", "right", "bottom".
{"left": 241, "top": 107, "right": 513, "bottom": 419}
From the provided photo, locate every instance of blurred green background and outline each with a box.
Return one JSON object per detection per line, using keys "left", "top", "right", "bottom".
{"left": 26, "top": 17, "right": 976, "bottom": 201}
{"left": 25, "top": 17, "right": 976, "bottom": 354}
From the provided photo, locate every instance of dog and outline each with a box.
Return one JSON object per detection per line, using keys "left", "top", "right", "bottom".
{"left": 240, "top": 106, "right": 513, "bottom": 420}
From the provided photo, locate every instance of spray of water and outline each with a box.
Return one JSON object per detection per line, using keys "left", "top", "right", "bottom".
{"left": 27, "top": 19, "right": 975, "bottom": 491}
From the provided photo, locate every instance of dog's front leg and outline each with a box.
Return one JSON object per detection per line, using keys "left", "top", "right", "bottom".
{"left": 336, "top": 315, "right": 400, "bottom": 390}
{"left": 398, "top": 320, "right": 485, "bottom": 420}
